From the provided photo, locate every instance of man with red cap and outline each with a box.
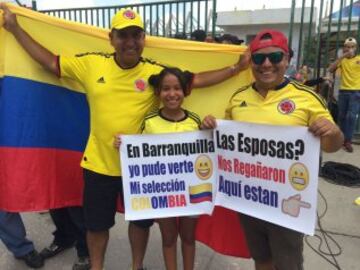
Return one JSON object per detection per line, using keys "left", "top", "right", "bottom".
{"left": 202, "top": 29, "right": 343, "bottom": 270}
{"left": 0, "top": 4, "right": 249, "bottom": 270}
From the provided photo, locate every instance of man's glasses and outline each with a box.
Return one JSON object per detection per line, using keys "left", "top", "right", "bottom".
{"left": 251, "top": 51, "right": 285, "bottom": 65}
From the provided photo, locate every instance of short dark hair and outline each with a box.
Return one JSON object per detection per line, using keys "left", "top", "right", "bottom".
{"left": 148, "top": 68, "right": 193, "bottom": 96}
{"left": 190, "top": 30, "right": 206, "bottom": 42}
{"left": 217, "top": 34, "right": 243, "bottom": 45}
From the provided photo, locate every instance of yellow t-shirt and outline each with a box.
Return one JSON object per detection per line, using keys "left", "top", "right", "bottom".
{"left": 60, "top": 53, "right": 164, "bottom": 176}
{"left": 141, "top": 109, "right": 201, "bottom": 134}
{"left": 338, "top": 55, "right": 360, "bottom": 90}
{"left": 225, "top": 79, "right": 333, "bottom": 126}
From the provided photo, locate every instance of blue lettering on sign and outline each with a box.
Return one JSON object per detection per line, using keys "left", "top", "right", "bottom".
{"left": 244, "top": 184, "right": 278, "bottom": 207}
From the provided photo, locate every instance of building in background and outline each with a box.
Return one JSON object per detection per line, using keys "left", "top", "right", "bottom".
{"left": 217, "top": 7, "right": 316, "bottom": 68}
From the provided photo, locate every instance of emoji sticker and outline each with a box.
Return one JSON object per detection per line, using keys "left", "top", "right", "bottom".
{"left": 195, "top": 154, "right": 213, "bottom": 180}
{"left": 288, "top": 162, "right": 309, "bottom": 191}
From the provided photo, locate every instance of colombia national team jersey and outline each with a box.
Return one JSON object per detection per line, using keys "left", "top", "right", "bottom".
{"left": 141, "top": 109, "right": 201, "bottom": 134}
{"left": 60, "top": 53, "right": 164, "bottom": 176}
{"left": 337, "top": 55, "right": 360, "bottom": 90}
{"left": 225, "top": 79, "right": 333, "bottom": 126}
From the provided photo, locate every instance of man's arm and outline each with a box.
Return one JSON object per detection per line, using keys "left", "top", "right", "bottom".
{"left": 308, "top": 118, "right": 344, "bottom": 153}
{"left": 328, "top": 59, "right": 340, "bottom": 74}
{"left": 328, "top": 51, "right": 352, "bottom": 73}
{"left": 192, "top": 49, "right": 250, "bottom": 88}
{"left": 0, "top": 3, "right": 58, "bottom": 75}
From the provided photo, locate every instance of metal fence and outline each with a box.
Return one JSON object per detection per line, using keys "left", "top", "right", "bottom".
{"left": 33, "top": 0, "right": 358, "bottom": 73}
{"left": 287, "top": 0, "right": 359, "bottom": 135}
{"left": 37, "top": 0, "right": 217, "bottom": 38}
{"left": 288, "top": 0, "right": 360, "bottom": 76}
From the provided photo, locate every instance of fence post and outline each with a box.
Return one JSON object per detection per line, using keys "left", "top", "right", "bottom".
{"left": 212, "top": 0, "right": 217, "bottom": 37}
{"left": 297, "top": 0, "right": 306, "bottom": 70}
{"left": 288, "top": 0, "right": 296, "bottom": 53}
{"left": 304, "top": 0, "right": 315, "bottom": 68}
{"left": 315, "top": 0, "right": 324, "bottom": 79}
{"left": 324, "top": 0, "right": 335, "bottom": 75}
{"left": 335, "top": 0, "right": 344, "bottom": 56}
{"left": 32, "top": 0, "right": 37, "bottom": 10}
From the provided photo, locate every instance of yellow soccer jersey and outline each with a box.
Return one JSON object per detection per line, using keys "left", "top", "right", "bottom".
{"left": 141, "top": 109, "right": 201, "bottom": 134}
{"left": 338, "top": 55, "right": 360, "bottom": 90}
{"left": 225, "top": 79, "right": 333, "bottom": 127}
{"left": 60, "top": 53, "right": 164, "bottom": 176}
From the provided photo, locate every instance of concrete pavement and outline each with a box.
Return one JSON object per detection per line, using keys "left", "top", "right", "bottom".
{"left": 1, "top": 145, "right": 359, "bottom": 270}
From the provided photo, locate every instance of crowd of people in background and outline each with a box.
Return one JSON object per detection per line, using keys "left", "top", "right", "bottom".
{"left": 174, "top": 29, "right": 244, "bottom": 45}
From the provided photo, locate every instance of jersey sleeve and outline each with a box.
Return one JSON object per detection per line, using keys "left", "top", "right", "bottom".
{"left": 187, "top": 110, "right": 201, "bottom": 129}
{"left": 308, "top": 94, "right": 334, "bottom": 125}
{"left": 59, "top": 55, "right": 89, "bottom": 83}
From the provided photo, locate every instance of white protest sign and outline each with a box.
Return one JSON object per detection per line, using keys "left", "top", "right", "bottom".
{"left": 214, "top": 120, "right": 320, "bottom": 235}
{"left": 120, "top": 130, "right": 216, "bottom": 221}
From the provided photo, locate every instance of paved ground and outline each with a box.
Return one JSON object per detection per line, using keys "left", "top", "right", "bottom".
{"left": 1, "top": 145, "right": 359, "bottom": 270}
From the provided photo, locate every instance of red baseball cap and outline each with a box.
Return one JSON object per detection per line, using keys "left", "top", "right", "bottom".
{"left": 250, "top": 29, "right": 289, "bottom": 53}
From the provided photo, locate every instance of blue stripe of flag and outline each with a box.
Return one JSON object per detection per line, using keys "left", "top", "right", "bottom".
{"left": 189, "top": 192, "right": 212, "bottom": 200}
{"left": 0, "top": 76, "right": 89, "bottom": 151}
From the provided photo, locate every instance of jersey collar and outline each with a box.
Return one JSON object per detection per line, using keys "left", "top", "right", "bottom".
{"left": 253, "top": 77, "right": 290, "bottom": 92}
{"left": 113, "top": 54, "right": 142, "bottom": 70}
{"left": 159, "top": 108, "right": 188, "bottom": 122}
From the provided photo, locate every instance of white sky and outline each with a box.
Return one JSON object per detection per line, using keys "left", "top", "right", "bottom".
{"left": 12, "top": 0, "right": 348, "bottom": 13}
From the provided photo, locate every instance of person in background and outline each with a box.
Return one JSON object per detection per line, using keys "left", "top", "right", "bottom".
{"left": 0, "top": 211, "right": 44, "bottom": 268}
{"left": 217, "top": 34, "right": 243, "bottom": 45}
{"left": 174, "top": 32, "right": 187, "bottom": 40}
{"left": 204, "top": 35, "right": 215, "bottom": 43}
{"left": 190, "top": 29, "right": 206, "bottom": 42}
{"left": 328, "top": 37, "right": 360, "bottom": 153}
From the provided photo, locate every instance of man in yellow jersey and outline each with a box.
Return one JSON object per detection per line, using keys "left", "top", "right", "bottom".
{"left": 202, "top": 29, "right": 343, "bottom": 270}
{"left": 329, "top": 37, "right": 360, "bottom": 153}
{"left": 0, "top": 4, "right": 248, "bottom": 270}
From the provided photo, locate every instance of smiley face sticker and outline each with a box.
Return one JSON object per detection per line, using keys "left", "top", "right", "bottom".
{"left": 288, "top": 162, "right": 309, "bottom": 191}
{"left": 194, "top": 154, "right": 213, "bottom": 180}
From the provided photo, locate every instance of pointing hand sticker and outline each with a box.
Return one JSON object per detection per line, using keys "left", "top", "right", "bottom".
{"left": 282, "top": 194, "right": 311, "bottom": 217}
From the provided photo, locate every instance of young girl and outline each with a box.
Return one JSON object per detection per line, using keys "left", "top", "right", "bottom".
{"left": 115, "top": 67, "right": 205, "bottom": 270}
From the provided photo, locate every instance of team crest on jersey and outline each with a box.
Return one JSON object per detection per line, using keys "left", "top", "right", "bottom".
{"left": 277, "top": 99, "right": 295, "bottom": 114}
{"left": 135, "top": 79, "right": 147, "bottom": 92}
{"left": 123, "top": 10, "right": 136, "bottom": 20}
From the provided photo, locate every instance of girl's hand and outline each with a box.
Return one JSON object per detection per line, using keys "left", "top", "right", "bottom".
{"left": 113, "top": 134, "right": 122, "bottom": 149}
{"left": 237, "top": 48, "right": 251, "bottom": 72}
{"left": 200, "top": 115, "right": 217, "bottom": 129}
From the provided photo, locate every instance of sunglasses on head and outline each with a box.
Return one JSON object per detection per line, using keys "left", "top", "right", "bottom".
{"left": 251, "top": 51, "right": 285, "bottom": 65}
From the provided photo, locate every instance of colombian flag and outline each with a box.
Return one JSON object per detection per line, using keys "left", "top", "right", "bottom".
{"left": 189, "top": 183, "right": 213, "bottom": 203}
{"left": 0, "top": 4, "right": 251, "bottom": 257}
